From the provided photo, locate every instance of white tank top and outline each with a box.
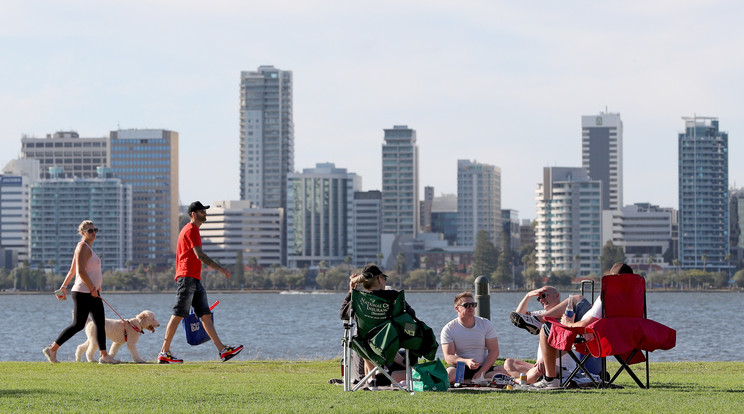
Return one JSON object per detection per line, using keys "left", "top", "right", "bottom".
{"left": 71, "top": 242, "right": 103, "bottom": 293}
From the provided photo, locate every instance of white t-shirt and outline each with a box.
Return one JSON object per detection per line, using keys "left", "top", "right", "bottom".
{"left": 581, "top": 297, "right": 603, "bottom": 321}
{"left": 440, "top": 316, "right": 498, "bottom": 364}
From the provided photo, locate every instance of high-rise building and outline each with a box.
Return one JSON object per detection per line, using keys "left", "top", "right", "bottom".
{"left": 729, "top": 188, "right": 744, "bottom": 268}
{"left": 431, "top": 193, "right": 458, "bottom": 245}
{"left": 602, "top": 203, "right": 674, "bottom": 268}
{"left": 29, "top": 167, "right": 132, "bottom": 273}
{"left": 678, "top": 116, "right": 729, "bottom": 271}
{"left": 582, "top": 112, "right": 623, "bottom": 210}
{"left": 240, "top": 65, "right": 294, "bottom": 209}
{"left": 286, "top": 163, "right": 361, "bottom": 268}
{"left": 420, "top": 186, "right": 434, "bottom": 233}
{"left": 502, "top": 209, "right": 520, "bottom": 256}
{"left": 349, "top": 191, "right": 382, "bottom": 267}
{"left": 381, "top": 125, "right": 419, "bottom": 237}
{"left": 109, "top": 129, "right": 179, "bottom": 268}
{"left": 536, "top": 167, "right": 602, "bottom": 277}
{"left": 0, "top": 159, "right": 40, "bottom": 267}
{"left": 199, "top": 200, "right": 283, "bottom": 269}
{"left": 21, "top": 131, "right": 108, "bottom": 179}
{"left": 457, "top": 159, "right": 502, "bottom": 248}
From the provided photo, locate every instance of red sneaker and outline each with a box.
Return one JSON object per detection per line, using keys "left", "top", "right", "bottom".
{"left": 220, "top": 345, "right": 243, "bottom": 362}
{"left": 158, "top": 351, "right": 183, "bottom": 364}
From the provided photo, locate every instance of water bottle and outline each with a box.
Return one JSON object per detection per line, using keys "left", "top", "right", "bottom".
{"left": 565, "top": 298, "right": 575, "bottom": 322}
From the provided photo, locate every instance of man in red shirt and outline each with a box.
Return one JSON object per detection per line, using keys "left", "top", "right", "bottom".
{"left": 158, "top": 201, "right": 243, "bottom": 363}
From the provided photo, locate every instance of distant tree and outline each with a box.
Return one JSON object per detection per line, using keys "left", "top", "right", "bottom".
{"left": 472, "top": 230, "right": 498, "bottom": 278}
{"left": 316, "top": 265, "right": 347, "bottom": 290}
{"left": 233, "top": 250, "right": 245, "bottom": 288}
{"left": 492, "top": 232, "right": 512, "bottom": 288}
{"left": 733, "top": 268, "right": 744, "bottom": 288}
{"left": 600, "top": 241, "right": 626, "bottom": 273}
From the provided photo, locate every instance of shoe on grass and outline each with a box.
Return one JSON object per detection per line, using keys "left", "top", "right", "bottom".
{"left": 42, "top": 346, "right": 59, "bottom": 363}
{"left": 158, "top": 351, "right": 183, "bottom": 364}
{"left": 530, "top": 377, "right": 561, "bottom": 390}
{"left": 220, "top": 345, "right": 244, "bottom": 362}
{"left": 99, "top": 355, "right": 120, "bottom": 364}
{"left": 510, "top": 311, "right": 542, "bottom": 335}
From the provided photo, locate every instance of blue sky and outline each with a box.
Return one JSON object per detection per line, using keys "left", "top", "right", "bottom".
{"left": 2, "top": 1, "right": 743, "bottom": 220}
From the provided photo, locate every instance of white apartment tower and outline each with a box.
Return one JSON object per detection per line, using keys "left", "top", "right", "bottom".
{"left": 457, "top": 159, "right": 502, "bottom": 248}
{"left": 199, "top": 200, "right": 284, "bottom": 268}
{"left": 536, "top": 167, "right": 602, "bottom": 277}
{"left": 0, "top": 159, "right": 40, "bottom": 266}
{"left": 240, "top": 65, "right": 294, "bottom": 209}
{"left": 381, "top": 125, "right": 419, "bottom": 237}
{"left": 582, "top": 112, "right": 623, "bottom": 211}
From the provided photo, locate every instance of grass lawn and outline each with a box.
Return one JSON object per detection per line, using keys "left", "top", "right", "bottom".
{"left": 1, "top": 360, "right": 742, "bottom": 413}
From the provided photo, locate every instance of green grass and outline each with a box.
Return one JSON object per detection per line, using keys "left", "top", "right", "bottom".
{"left": 2, "top": 361, "right": 743, "bottom": 413}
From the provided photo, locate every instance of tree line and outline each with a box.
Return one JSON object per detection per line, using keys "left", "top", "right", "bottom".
{"left": 3, "top": 230, "right": 743, "bottom": 292}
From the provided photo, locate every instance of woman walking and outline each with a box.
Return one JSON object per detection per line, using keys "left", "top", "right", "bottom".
{"left": 42, "top": 220, "right": 118, "bottom": 364}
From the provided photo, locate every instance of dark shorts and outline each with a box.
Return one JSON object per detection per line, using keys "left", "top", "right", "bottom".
{"left": 542, "top": 298, "right": 592, "bottom": 336}
{"left": 464, "top": 365, "right": 496, "bottom": 380}
{"left": 173, "top": 277, "right": 211, "bottom": 318}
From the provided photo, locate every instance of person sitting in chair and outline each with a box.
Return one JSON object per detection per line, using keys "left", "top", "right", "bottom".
{"left": 505, "top": 286, "right": 596, "bottom": 384}
{"left": 440, "top": 292, "right": 508, "bottom": 384}
{"left": 529, "top": 263, "right": 634, "bottom": 389}
{"left": 339, "top": 264, "right": 415, "bottom": 390}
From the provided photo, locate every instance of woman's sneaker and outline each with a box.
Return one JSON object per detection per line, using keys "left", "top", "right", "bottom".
{"left": 42, "top": 346, "right": 59, "bottom": 363}
{"left": 220, "top": 345, "right": 244, "bottom": 362}
{"left": 510, "top": 312, "right": 542, "bottom": 335}
{"left": 158, "top": 351, "right": 183, "bottom": 364}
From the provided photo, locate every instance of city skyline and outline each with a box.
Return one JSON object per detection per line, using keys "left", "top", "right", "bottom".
{"left": 2, "top": 2, "right": 744, "bottom": 219}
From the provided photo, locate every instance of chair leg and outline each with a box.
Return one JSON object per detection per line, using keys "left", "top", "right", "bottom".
{"left": 405, "top": 349, "right": 412, "bottom": 392}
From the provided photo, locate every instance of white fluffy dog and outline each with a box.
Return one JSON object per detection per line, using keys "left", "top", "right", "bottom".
{"left": 75, "top": 310, "right": 160, "bottom": 363}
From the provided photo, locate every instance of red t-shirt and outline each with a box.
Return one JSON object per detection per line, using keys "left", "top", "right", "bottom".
{"left": 175, "top": 222, "right": 202, "bottom": 280}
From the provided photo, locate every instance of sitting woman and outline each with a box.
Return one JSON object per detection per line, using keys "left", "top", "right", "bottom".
{"left": 339, "top": 264, "right": 416, "bottom": 389}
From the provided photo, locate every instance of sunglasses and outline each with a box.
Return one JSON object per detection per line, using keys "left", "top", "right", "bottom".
{"left": 539, "top": 293, "right": 547, "bottom": 299}
{"left": 85, "top": 228, "right": 99, "bottom": 234}
{"left": 459, "top": 302, "right": 477, "bottom": 309}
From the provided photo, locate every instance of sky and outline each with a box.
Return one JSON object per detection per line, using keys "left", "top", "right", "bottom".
{"left": 2, "top": 0, "right": 743, "bottom": 220}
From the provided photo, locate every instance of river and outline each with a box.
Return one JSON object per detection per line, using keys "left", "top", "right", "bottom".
{"left": 2, "top": 291, "right": 741, "bottom": 362}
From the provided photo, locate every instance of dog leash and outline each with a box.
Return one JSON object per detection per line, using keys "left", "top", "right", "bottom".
{"left": 100, "top": 295, "right": 143, "bottom": 337}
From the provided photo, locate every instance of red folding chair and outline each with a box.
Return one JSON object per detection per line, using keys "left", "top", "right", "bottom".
{"left": 548, "top": 273, "right": 676, "bottom": 388}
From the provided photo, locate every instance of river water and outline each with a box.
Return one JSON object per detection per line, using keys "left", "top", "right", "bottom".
{"left": 2, "top": 291, "right": 741, "bottom": 363}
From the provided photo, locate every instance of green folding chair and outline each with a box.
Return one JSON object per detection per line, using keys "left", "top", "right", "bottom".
{"left": 342, "top": 289, "right": 438, "bottom": 392}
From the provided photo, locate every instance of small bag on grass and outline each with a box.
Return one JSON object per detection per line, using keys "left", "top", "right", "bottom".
{"left": 412, "top": 359, "right": 449, "bottom": 391}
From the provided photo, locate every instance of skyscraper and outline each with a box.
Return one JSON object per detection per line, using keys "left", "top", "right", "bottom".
{"left": 21, "top": 131, "right": 108, "bottom": 179}
{"left": 535, "top": 167, "right": 602, "bottom": 277}
{"left": 381, "top": 125, "right": 419, "bottom": 237}
{"left": 678, "top": 116, "right": 729, "bottom": 271}
{"left": 0, "top": 159, "right": 40, "bottom": 267}
{"left": 582, "top": 112, "right": 623, "bottom": 210}
{"left": 199, "top": 200, "right": 284, "bottom": 269}
{"left": 286, "top": 163, "right": 361, "bottom": 268}
{"left": 457, "top": 159, "right": 502, "bottom": 248}
{"left": 349, "top": 190, "right": 382, "bottom": 267}
{"left": 29, "top": 167, "right": 132, "bottom": 273}
{"left": 109, "top": 129, "right": 178, "bottom": 268}
{"left": 240, "top": 65, "right": 294, "bottom": 209}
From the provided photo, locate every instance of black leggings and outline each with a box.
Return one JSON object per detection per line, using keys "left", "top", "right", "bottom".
{"left": 54, "top": 291, "right": 107, "bottom": 351}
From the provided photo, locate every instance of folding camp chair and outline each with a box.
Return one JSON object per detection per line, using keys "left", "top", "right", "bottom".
{"left": 548, "top": 273, "right": 676, "bottom": 389}
{"left": 555, "top": 280, "right": 602, "bottom": 387}
{"left": 341, "top": 289, "right": 438, "bottom": 392}
{"left": 342, "top": 289, "right": 412, "bottom": 391}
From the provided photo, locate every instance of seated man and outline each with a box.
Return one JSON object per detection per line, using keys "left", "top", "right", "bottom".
{"left": 505, "top": 286, "right": 594, "bottom": 384}
{"left": 440, "top": 292, "right": 508, "bottom": 384}
{"left": 530, "top": 263, "right": 634, "bottom": 389}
